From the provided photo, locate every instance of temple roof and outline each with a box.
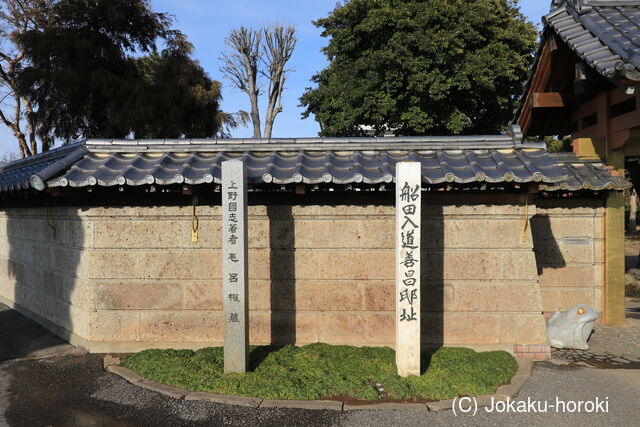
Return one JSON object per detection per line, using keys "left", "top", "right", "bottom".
{"left": 515, "top": 0, "right": 640, "bottom": 132}
{"left": 546, "top": 1, "right": 640, "bottom": 82}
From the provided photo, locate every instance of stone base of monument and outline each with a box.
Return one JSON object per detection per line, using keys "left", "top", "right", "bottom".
{"left": 104, "top": 355, "right": 534, "bottom": 411}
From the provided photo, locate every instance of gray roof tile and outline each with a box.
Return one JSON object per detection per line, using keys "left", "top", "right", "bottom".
{"left": 0, "top": 134, "right": 628, "bottom": 193}
{"left": 544, "top": 5, "right": 640, "bottom": 80}
{"left": 542, "top": 152, "right": 630, "bottom": 191}
{"left": 45, "top": 148, "right": 570, "bottom": 187}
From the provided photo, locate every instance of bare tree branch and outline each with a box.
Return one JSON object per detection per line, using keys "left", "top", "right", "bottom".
{"left": 219, "top": 27, "right": 262, "bottom": 138}
{"left": 220, "top": 24, "right": 296, "bottom": 139}
{"left": 261, "top": 25, "right": 296, "bottom": 139}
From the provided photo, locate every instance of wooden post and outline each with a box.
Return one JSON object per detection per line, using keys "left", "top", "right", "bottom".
{"left": 605, "top": 190, "right": 625, "bottom": 324}
{"left": 629, "top": 189, "right": 638, "bottom": 234}
{"left": 395, "top": 162, "right": 422, "bottom": 377}
{"left": 222, "top": 160, "right": 249, "bottom": 373}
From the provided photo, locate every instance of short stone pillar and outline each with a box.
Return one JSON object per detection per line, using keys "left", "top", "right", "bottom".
{"left": 222, "top": 160, "right": 249, "bottom": 373}
{"left": 395, "top": 162, "right": 422, "bottom": 377}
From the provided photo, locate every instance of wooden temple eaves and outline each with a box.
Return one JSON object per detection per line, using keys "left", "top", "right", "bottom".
{"left": 518, "top": 33, "right": 640, "bottom": 156}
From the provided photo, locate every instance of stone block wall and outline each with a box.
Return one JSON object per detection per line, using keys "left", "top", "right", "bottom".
{"left": 0, "top": 195, "right": 549, "bottom": 353}
{"left": 532, "top": 198, "right": 606, "bottom": 316}
{"left": 0, "top": 207, "right": 94, "bottom": 346}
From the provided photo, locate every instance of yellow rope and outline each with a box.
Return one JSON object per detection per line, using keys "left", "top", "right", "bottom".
{"left": 520, "top": 197, "right": 529, "bottom": 244}
{"left": 191, "top": 202, "right": 199, "bottom": 243}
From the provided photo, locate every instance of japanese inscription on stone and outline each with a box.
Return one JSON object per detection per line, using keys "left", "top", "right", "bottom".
{"left": 396, "top": 162, "right": 421, "bottom": 377}
{"left": 222, "top": 160, "right": 249, "bottom": 373}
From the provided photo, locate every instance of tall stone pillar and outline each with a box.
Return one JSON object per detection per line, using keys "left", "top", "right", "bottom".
{"left": 395, "top": 162, "right": 422, "bottom": 377}
{"left": 222, "top": 160, "right": 249, "bottom": 373}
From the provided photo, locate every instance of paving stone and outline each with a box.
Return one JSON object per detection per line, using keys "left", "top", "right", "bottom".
{"left": 184, "top": 391, "right": 262, "bottom": 408}
{"left": 102, "top": 355, "right": 121, "bottom": 369}
{"left": 260, "top": 399, "right": 343, "bottom": 410}
{"left": 136, "top": 380, "right": 187, "bottom": 399}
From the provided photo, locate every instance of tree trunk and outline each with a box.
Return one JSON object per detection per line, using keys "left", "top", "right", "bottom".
{"left": 263, "top": 106, "right": 281, "bottom": 139}
{"left": 16, "top": 132, "right": 29, "bottom": 159}
{"left": 249, "top": 89, "right": 261, "bottom": 138}
{"left": 263, "top": 74, "right": 283, "bottom": 139}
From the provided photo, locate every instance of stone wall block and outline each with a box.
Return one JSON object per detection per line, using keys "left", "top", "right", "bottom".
{"left": 247, "top": 220, "right": 270, "bottom": 248}
{"left": 297, "top": 283, "right": 363, "bottom": 311}
{"left": 89, "top": 310, "right": 140, "bottom": 341}
{"left": 594, "top": 239, "right": 605, "bottom": 263}
{"left": 316, "top": 205, "right": 392, "bottom": 217}
{"left": 444, "top": 283, "right": 541, "bottom": 312}
{"left": 515, "top": 315, "right": 548, "bottom": 344}
{"left": 183, "top": 281, "right": 223, "bottom": 310}
{"left": 249, "top": 249, "right": 317, "bottom": 280}
{"left": 541, "top": 288, "right": 596, "bottom": 312}
{"left": 536, "top": 199, "right": 605, "bottom": 214}
{"left": 294, "top": 220, "right": 364, "bottom": 249}
{"left": 423, "top": 219, "right": 530, "bottom": 249}
{"left": 423, "top": 250, "right": 539, "bottom": 281}
{"left": 360, "top": 220, "right": 394, "bottom": 248}
{"left": 318, "top": 250, "right": 394, "bottom": 280}
{"left": 65, "top": 277, "right": 96, "bottom": 310}
{"left": 248, "top": 280, "right": 295, "bottom": 311}
{"left": 188, "top": 219, "right": 222, "bottom": 248}
{"left": 86, "top": 249, "right": 220, "bottom": 280}
{"left": 96, "top": 282, "right": 183, "bottom": 310}
{"left": 538, "top": 265, "right": 599, "bottom": 287}
{"left": 363, "top": 282, "right": 395, "bottom": 311}
{"left": 94, "top": 220, "right": 184, "bottom": 248}
{"left": 139, "top": 311, "right": 223, "bottom": 342}
{"left": 534, "top": 239, "right": 596, "bottom": 265}
{"left": 318, "top": 313, "right": 394, "bottom": 345}
{"left": 440, "top": 313, "right": 501, "bottom": 345}
{"left": 249, "top": 312, "right": 319, "bottom": 344}
{"left": 532, "top": 216, "right": 597, "bottom": 239}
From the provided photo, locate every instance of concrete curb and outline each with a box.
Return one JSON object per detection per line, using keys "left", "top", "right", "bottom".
{"left": 105, "top": 355, "right": 534, "bottom": 411}
{"left": 106, "top": 365, "right": 143, "bottom": 383}
{"left": 103, "top": 355, "right": 121, "bottom": 370}
{"left": 344, "top": 402, "right": 428, "bottom": 411}
{"left": 185, "top": 392, "right": 262, "bottom": 408}
{"left": 137, "top": 379, "right": 188, "bottom": 400}
{"left": 260, "top": 399, "right": 343, "bottom": 411}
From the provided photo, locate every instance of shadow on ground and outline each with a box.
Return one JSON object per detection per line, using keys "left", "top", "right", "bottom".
{"left": 0, "top": 304, "right": 342, "bottom": 427}
{"left": 0, "top": 303, "right": 68, "bottom": 362}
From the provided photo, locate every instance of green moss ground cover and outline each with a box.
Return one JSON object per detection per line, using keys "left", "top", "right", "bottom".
{"left": 122, "top": 344, "right": 517, "bottom": 401}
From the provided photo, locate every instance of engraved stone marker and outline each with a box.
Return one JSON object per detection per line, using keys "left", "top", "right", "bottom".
{"left": 396, "top": 162, "right": 422, "bottom": 377}
{"left": 222, "top": 160, "right": 249, "bottom": 373}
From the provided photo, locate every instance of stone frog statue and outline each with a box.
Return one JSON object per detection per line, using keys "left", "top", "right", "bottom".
{"left": 546, "top": 304, "right": 600, "bottom": 350}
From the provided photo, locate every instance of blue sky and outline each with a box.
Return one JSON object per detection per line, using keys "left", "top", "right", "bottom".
{"left": 0, "top": 0, "right": 552, "bottom": 155}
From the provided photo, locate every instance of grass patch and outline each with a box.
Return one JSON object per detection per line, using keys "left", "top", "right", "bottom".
{"left": 122, "top": 344, "right": 517, "bottom": 401}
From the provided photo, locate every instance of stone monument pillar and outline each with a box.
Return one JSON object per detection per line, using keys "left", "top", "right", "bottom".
{"left": 395, "top": 162, "right": 422, "bottom": 377}
{"left": 222, "top": 159, "right": 249, "bottom": 373}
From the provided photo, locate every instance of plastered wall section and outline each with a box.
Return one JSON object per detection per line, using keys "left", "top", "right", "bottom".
{"left": 0, "top": 199, "right": 547, "bottom": 353}
{"left": 533, "top": 198, "right": 606, "bottom": 316}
